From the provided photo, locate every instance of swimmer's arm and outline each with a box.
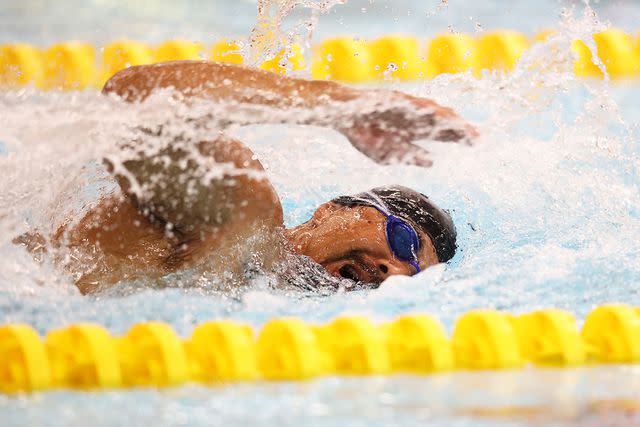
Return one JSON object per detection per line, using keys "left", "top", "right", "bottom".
{"left": 102, "top": 60, "right": 361, "bottom": 107}
{"left": 103, "top": 61, "right": 477, "bottom": 167}
{"left": 106, "top": 136, "right": 283, "bottom": 234}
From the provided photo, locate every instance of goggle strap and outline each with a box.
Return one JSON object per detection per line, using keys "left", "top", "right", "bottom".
{"left": 363, "top": 192, "right": 392, "bottom": 216}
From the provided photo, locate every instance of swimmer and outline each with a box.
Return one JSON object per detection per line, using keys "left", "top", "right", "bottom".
{"left": 16, "top": 61, "right": 475, "bottom": 294}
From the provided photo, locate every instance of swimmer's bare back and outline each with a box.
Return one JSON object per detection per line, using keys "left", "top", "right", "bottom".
{"left": 20, "top": 61, "right": 477, "bottom": 293}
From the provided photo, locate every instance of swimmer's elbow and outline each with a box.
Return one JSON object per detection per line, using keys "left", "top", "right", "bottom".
{"left": 102, "top": 64, "right": 155, "bottom": 102}
{"left": 101, "top": 67, "right": 129, "bottom": 95}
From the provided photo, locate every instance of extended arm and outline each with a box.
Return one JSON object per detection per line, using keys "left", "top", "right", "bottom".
{"left": 104, "top": 60, "right": 477, "bottom": 166}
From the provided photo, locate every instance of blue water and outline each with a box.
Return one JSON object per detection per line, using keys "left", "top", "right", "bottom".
{"left": 1, "top": 1, "right": 640, "bottom": 426}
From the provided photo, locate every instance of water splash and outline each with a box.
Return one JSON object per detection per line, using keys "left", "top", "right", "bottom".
{"left": 0, "top": 2, "right": 637, "bottom": 327}
{"left": 246, "top": 0, "right": 347, "bottom": 67}
{"left": 1, "top": 2, "right": 640, "bottom": 426}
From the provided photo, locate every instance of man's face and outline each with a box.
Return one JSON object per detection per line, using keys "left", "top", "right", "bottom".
{"left": 285, "top": 202, "right": 439, "bottom": 286}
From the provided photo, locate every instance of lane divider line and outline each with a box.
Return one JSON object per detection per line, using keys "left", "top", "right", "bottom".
{"left": 1, "top": 304, "right": 639, "bottom": 393}
{"left": 2, "top": 29, "right": 640, "bottom": 90}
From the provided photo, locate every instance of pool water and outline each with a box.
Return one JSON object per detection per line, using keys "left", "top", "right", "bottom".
{"left": 1, "top": 1, "right": 640, "bottom": 426}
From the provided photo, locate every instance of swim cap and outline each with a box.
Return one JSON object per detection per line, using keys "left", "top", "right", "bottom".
{"left": 332, "top": 185, "right": 457, "bottom": 262}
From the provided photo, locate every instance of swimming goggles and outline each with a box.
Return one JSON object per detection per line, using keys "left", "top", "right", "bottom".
{"left": 362, "top": 192, "right": 422, "bottom": 273}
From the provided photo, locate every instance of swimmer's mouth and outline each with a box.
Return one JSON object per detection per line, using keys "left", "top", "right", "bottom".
{"left": 338, "top": 264, "right": 360, "bottom": 281}
{"left": 324, "top": 253, "right": 381, "bottom": 284}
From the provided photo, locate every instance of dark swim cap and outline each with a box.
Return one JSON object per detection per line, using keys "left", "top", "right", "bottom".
{"left": 332, "top": 185, "right": 457, "bottom": 263}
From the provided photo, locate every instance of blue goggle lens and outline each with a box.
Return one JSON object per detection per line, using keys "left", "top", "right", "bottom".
{"left": 386, "top": 217, "right": 420, "bottom": 261}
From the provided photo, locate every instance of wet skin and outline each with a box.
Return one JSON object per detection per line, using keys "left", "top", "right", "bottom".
{"left": 17, "top": 61, "right": 474, "bottom": 293}
{"left": 285, "top": 203, "right": 439, "bottom": 284}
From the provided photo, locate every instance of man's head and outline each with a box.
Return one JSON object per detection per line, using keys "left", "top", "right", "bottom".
{"left": 285, "top": 185, "right": 457, "bottom": 286}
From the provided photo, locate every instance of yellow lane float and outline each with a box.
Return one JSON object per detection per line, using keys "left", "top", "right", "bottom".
{"left": 42, "top": 42, "right": 96, "bottom": 90}
{"left": 453, "top": 310, "right": 523, "bottom": 370}
{"left": 385, "top": 314, "right": 454, "bottom": 372}
{"left": 311, "top": 36, "right": 373, "bottom": 82}
{"left": 475, "top": 30, "right": 529, "bottom": 74}
{"left": 513, "top": 310, "right": 585, "bottom": 366}
{"left": 257, "top": 318, "right": 322, "bottom": 380}
{"left": 260, "top": 43, "right": 305, "bottom": 74}
{"left": 0, "top": 43, "right": 43, "bottom": 88}
{"left": 0, "top": 325, "right": 51, "bottom": 393}
{"left": 369, "top": 35, "right": 424, "bottom": 80}
{"left": 319, "top": 316, "right": 389, "bottom": 375}
{"left": 425, "top": 34, "right": 477, "bottom": 78}
{"left": 1, "top": 304, "right": 640, "bottom": 393}
{"left": 186, "top": 320, "right": 257, "bottom": 382}
{"left": 582, "top": 304, "right": 640, "bottom": 363}
{"left": 45, "top": 323, "right": 121, "bottom": 389}
{"left": 154, "top": 39, "right": 205, "bottom": 62}
{"left": 2, "top": 29, "right": 640, "bottom": 90}
{"left": 210, "top": 39, "right": 244, "bottom": 64}
{"left": 117, "top": 322, "right": 189, "bottom": 387}
{"left": 99, "top": 40, "right": 154, "bottom": 87}
{"left": 573, "top": 29, "right": 640, "bottom": 79}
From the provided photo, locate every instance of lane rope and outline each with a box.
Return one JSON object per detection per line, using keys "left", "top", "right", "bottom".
{"left": 1, "top": 29, "right": 640, "bottom": 90}
{"left": 1, "top": 304, "right": 639, "bottom": 393}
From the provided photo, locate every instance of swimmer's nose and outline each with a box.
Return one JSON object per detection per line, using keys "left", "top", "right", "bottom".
{"left": 376, "top": 260, "right": 411, "bottom": 278}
